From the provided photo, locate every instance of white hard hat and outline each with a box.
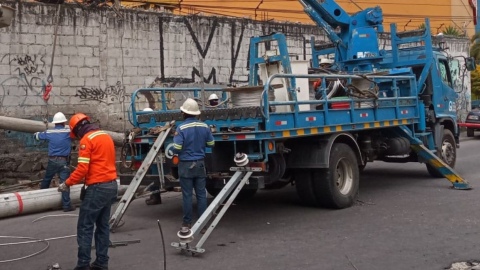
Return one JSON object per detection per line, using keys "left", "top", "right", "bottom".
{"left": 180, "top": 98, "right": 201, "bottom": 115}
{"left": 320, "top": 58, "right": 334, "bottom": 64}
{"left": 52, "top": 112, "right": 67, "bottom": 124}
{"left": 208, "top": 93, "right": 219, "bottom": 101}
{"left": 143, "top": 108, "right": 153, "bottom": 111}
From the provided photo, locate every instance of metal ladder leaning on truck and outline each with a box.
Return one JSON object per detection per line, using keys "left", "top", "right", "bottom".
{"left": 112, "top": 0, "right": 475, "bottom": 254}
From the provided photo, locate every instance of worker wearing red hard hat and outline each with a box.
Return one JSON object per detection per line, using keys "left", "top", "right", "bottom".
{"left": 58, "top": 113, "right": 117, "bottom": 270}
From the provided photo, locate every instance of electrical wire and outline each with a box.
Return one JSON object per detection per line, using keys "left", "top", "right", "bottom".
{"left": 122, "top": 0, "right": 474, "bottom": 7}
{"left": 230, "top": 87, "right": 274, "bottom": 107}
{"left": 0, "top": 235, "right": 50, "bottom": 263}
{"left": 0, "top": 235, "right": 77, "bottom": 247}
{"left": 157, "top": 220, "right": 167, "bottom": 270}
{"left": 31, "top": 214, "right": 79, "bottom": 223}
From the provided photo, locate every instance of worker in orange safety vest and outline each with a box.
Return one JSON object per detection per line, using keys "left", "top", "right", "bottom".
{"left": 58, "top": 113, "right": 117, "bottom": 270}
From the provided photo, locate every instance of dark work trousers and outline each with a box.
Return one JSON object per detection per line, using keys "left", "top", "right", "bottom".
{"left": 76, "top": 180, "right": 118, "bottom": 268}
{"left": 178, "top": 160, "right": 208, "bottom": 225}
{"left": 40, "top": 158, "right": 72, "bottom": 210}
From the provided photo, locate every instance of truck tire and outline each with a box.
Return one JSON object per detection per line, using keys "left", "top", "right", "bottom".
{"left": 264, "top": 154, "right": 290, "bottom": 189}
{"left": 426, "top": 129, "right": 456, "bottom": 178}
{"left": 467, "top": 128, "right": 474, "bottom": 137}
{"left": 294, "top": 170, "right": 318, "bottom": 206}
{"left": 312, "top": 143, "right": 359, "bottom": 209}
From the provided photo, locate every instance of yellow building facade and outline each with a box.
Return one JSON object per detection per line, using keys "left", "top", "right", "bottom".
{"left": 144, "top": 0, "right": 476, "bottom": 37}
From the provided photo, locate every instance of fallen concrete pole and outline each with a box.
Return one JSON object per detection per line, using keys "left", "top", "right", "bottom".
{"left": 0, "top": 181, "right": 127, "bottom": 219}
{"left": 0, "top": 116, "right": 125, "bottom": 146}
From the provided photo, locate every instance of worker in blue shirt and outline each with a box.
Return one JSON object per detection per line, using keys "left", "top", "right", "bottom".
{"left": 172, "top": 98, "right": 215, "bottom": 235}
{"left": 34, "top": 112, "right": 75, "bottom": 212}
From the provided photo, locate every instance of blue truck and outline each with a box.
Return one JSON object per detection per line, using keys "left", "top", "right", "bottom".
{"left": 120, "top": 0, "right": 475, "bottom": 211}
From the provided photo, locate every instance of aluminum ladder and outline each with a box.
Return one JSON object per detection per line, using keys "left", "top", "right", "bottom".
{"left": 110, "top": 124, "right": 173, "bottom": 231}
{"left": 396, "top": 126, "right": 470, "bottom": 190}
{"left": 171, "top": 167, "right": 259, "bottom": 255}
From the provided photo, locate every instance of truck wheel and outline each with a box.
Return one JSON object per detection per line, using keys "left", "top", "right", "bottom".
{"left": 264, "top": 154, "right": 289, "bottom": 189}
{"left": 426, "top": 129, "right": 456, "bottom": 178}
{"left": 312, "top": 143, "right": 359, "bottom": 209}
{"left": 294, "top": 170, "right": 318, "bottom": 206}
{"left": 467, "top": 128, "right": 474, "bottom": 137}
{"left": 206, "top": 187, "right": 221, "bottom": 197}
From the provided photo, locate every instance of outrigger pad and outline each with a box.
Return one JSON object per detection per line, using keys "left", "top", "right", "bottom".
{"left": 137, "top": 107, "right": 262, "bottom": 124}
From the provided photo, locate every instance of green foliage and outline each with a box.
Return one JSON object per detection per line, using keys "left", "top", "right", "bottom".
{"left": 470, "top": 34, "right": 480, "bottom": 62}
{"left": 471, "top": 66, "right": 480, "bottom": 99}
{"left": 442, "top": 25, "right": 462, "bottom": 37}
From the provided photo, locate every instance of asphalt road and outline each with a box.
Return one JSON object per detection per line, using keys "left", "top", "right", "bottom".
{"left": 2, "top": 136, "right": 480, "bottom": 270}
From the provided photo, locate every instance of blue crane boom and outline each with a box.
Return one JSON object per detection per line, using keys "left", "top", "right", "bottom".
{"left": 300, "top": 0, "right": 384, "bottom": 71}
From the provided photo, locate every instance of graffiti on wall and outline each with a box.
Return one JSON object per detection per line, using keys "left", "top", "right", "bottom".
{"left": 0, "top": 53, "right": 47, "bottom": 107}
{"left": 76, "top": 81, "right": 125, "bottom": 103}
{"left": 158, "top": 17, "right": 319, "bottom": 86}
{"left": 159, "top": 18, "right": 246, "bottom": 85}
{"left": 450, "top": 59, "right": 470, "bottom": 122}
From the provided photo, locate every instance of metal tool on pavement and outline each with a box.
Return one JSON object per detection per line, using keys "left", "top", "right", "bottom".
{"left": 109, "top": 122, "right": 173, "bottom": 231}
{"left": 92, "top": 239, "right": 141, "bottom": 249}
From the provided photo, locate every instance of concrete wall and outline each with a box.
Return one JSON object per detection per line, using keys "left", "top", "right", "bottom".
{"left": 0, "top": 2, "right": 472, "bottom": 182}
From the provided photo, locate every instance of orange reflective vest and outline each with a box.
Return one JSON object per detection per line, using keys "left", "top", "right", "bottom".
{"left": 66, "top": 130, "right": 117, "bottom": 186}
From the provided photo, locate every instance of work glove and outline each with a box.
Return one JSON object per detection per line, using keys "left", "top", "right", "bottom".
{"left": 33, "top": 132, "right": 39, "bottom": 140}
{"left": 57, "top": 182, "right": 70, "bottom": 192}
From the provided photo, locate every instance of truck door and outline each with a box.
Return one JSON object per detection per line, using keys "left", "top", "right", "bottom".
{"left": 436, "top": 58, "right": 457, "bottom": 118}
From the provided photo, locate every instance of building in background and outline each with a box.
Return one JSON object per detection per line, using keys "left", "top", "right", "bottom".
{"left": 117, "top": 0, "right": 476, "bottom": 37}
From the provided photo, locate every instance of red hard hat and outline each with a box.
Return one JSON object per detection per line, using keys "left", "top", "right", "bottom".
{"left": 69, "top": 113, "right": 90, "bottom": 138}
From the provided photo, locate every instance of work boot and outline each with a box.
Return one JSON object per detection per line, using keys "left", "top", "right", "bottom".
{"left": 182, "top": 223, "right": 191, "bottom": 229}
{"left": 63, "top": 205, "right": 76, "bottom": 212}
{"left": 90, "top": 263, "right": 108, "bottom": 270}
{"left": 73, "top": 265, "right": 91, "bottom": 270}
{"left": 145, "top": 196, "right": 162, "bottom": 205}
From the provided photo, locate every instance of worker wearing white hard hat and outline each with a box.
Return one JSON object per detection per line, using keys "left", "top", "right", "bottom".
{"left": 208, "top": 93, "right": 219, "bottom": 107}
{"left": 33, "top": 112, "right": 75, "bottom": 212}
{"left": 171, "top": 98, "right": 214, "bottom": 236}
{"left": 143, "top": 108, "right": 153, "bottom": 111}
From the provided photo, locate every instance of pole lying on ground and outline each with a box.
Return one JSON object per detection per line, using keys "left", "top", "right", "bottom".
{"left": 0, "top": 181, "right": 127, "bottom": 219}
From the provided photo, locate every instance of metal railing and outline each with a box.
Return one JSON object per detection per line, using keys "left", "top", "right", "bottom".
{"left": 262, "top": 73, "right": 418, "bottom": 121}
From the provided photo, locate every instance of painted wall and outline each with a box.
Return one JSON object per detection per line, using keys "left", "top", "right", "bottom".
{"left": 152, "top": 0, "right": 471, "bottom": 34}
{"left": 451, "top": 0, "right": 475, "bottom": 37}
{"left": 0, "top": 2, "right": 471, "bottom": 181}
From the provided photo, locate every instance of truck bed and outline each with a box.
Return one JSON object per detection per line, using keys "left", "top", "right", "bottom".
{"left": 132, "top": 74, "right": 420, "bottom": 142}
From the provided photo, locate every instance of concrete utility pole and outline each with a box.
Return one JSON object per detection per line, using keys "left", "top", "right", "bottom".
{"left": 0, "top": 116, "right": 125, "bottom": 146}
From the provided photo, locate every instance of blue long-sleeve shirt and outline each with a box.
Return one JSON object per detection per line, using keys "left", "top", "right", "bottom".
{"left": 172, "top": 117, "right": 215, "bottom": 161}
{"left": 35, "top": 125, "right": 72, "bottom": 157}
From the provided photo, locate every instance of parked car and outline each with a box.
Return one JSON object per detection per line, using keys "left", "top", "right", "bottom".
{"left": 464, "top": 108, "right": 480, "bottom": 137}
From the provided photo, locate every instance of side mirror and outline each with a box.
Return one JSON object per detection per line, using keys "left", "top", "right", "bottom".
{"left": 466, "top": 57, "right": 476, "bottom": 71}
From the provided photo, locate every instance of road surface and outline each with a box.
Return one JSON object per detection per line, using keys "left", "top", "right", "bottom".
{"left": 1, "top": 136, "right": 480, "bottom": 270}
